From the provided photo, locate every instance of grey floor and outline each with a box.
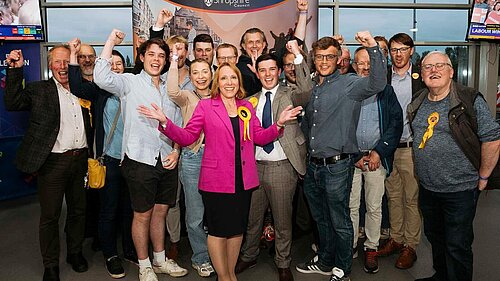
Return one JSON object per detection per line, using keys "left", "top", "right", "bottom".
{"left": 1, "top": 191, "right": 499, "bottom": 281}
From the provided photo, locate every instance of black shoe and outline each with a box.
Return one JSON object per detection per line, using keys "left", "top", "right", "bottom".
{"left": 415, "top": 277, "right": 437, "bottom": 281}
{"left": 234, "top": 259, "right": 257, "bottom": 274}
{"left": 66, "top": 252, "right": 88, "bottom": 273}
{"left": 105, "top": 256, "right": 126, "bottom": 279}
{"left": 124, "top": 252, "right": 139, "bottom": 265}
{"left": 43, "top": 266, "right": 60, "bottom": 281}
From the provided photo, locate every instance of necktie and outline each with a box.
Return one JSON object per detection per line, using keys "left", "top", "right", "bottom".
{"left": 262, "top": 91, "right": 274, "bottom": 153}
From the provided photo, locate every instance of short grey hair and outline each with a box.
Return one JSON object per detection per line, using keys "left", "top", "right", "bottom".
{"left": 421, "top": 51, "right": 452, "bottom": 66}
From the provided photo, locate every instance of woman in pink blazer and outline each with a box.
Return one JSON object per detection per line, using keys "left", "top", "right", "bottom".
{"left": 138, "top": 62, "right": 301, "bottom": 281}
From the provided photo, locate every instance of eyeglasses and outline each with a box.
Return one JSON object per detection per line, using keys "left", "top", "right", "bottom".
{"left": 217, "top": 56, "right": 237, "bottom": 62}
{"left": 353, "top": 61, "right": 370, "bottom": 68}
{"left": 283, "top": 63, "right": 295, "bottom": 70}
{"left": 389, "top": 47, "right": 411, "bottom": 54}
{"left": 340, "top": 58, "right": 351, "bottom": 64}
{"left": 314, "top": 54, "right": 338, "bottom": 62}
{"left": 78, "top": 54, "right": 96, "bottom": 60}
{"left": 421, "top": 62, "right": 452, "bottom": 72}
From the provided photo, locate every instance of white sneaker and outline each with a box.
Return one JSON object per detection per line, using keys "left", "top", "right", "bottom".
{"left": 153, "top": 259, "right": 188, "bottom": 277}
{"left": 330, "top": 267, "right": 350, "bottom": 281}
{"left": 192, "top": 262, "right": 215, "bottom": 277}
{"left": 139, "top": 267, "right": 158, "bottom": 281}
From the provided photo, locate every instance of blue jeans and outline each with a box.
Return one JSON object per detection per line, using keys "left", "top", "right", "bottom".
{"left": 303, "top": 158, "right": 354, "bottom": 274}
{"left": 419, "top": 187, "right": 479, "bottom": 281}
{"left": 179, "top": 147, "right": 210, "bottom": 265}
{"left": 98, "top": 156, "right": 134, "bottom": 258}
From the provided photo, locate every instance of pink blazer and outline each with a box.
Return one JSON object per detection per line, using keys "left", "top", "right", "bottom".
{"left": 161, "top": 95, "right": 281, "bottom": 193}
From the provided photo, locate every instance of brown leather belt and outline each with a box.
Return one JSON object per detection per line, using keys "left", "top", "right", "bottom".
{"left": 309, "top": 154, "right": 351, "bottom": 166}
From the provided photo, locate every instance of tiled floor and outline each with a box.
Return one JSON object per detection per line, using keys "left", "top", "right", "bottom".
{"left": 1, "top": 191, "right": 499, "bottom": 281}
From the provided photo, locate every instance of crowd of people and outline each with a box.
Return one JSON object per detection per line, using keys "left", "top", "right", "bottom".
{"left": 3, "top": 1, "right": 500, "bottom": 281}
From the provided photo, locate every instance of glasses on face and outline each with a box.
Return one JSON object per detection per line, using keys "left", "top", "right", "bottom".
{"left": 283, "top": 63, "right": 295, "bottom": 70}
{"left": 389, "top": 47, "right": 411, "bottom": 54}
{"left": 421, "top": 62, "right": 452, "bottom": 72}
{"left": 314, "top": 54, "right": 338, "bottom": 62}
{"left": 78, "top": 54, "right": 96, "bottom": 60}
{"left": 218, "top": 56, "right": 237, "bottom": 62}
{"left": 341, "top": 58, "right": 351, "bottom": 64}
{"left": 353, "top": 61, "right": 370, "bottom": 68}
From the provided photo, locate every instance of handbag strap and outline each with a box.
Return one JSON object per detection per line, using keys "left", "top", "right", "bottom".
{"left": 101, "top": 102, "right": 121, "bottom": 158}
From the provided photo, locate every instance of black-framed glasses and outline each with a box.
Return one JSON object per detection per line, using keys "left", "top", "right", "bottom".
{"left": 421, "top": 62, "right": 452, "bottom": 72}
{"left": 314, "top": 54, "right": 338, "bottom": 62}
{"left": 283, "top": 63, "right": 295, "bottom": 70}
{"left": 389, "top": 47, "right": 411, "bottom": 54}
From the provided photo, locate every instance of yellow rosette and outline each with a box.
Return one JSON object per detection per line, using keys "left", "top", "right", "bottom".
{"left": 419, "top": 112, "right": 439, "bottom": 149}
{"left": 249, "top": 97, "right": 258, "bottom": 108}
{"left": 79, "top": 98, "right": 92, "bottom": 127}
{"left": 237, "top": 106, "right": 252, "bottom": 141}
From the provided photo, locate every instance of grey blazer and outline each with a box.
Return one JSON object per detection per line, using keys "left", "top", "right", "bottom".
{"left": 252, "top": 57, "right": 313, "bottom": 175}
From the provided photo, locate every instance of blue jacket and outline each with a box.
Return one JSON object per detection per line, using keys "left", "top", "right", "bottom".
{"left": 374, "top": 84, "right": 403, "bottom": 176}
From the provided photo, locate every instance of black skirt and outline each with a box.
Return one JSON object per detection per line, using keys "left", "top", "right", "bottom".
{"left": 200, "top": 116, "right": 253, "bottom": 237}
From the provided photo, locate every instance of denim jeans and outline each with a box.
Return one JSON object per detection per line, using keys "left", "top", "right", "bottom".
{"left": 419, "top": 187, "right": 479, "bottom": 281}
{"left": 303, "top": 157, "right": 354, "bottom": 274}
{"left": 179, "top": 147, "right": 210, "bottom": 265}
{"left": 98, "top": 156, "right": 134, "bottom": 258}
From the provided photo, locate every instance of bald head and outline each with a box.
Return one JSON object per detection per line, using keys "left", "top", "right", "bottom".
{"left": 78, "top": 44, "right": 96, "bottom": 79}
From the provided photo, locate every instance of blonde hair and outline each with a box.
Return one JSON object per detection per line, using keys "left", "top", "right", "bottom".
{"left": 166, "top": 35, "right": 188, "bottom": 50}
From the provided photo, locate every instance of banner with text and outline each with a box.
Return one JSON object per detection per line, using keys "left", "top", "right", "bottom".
{"left": 132, "top": 0, "right": 317, "bottom": 59}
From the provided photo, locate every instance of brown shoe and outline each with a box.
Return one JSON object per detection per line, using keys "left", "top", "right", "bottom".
{"left": 166, "top": 241, "right": 179, "bottom": 260}
{"left": 235, "top": 259, "right": 257, "bottom": 274}
{"left": 278, "top": 267, "right": 294, "bottom": 281}
{"left": 377, "top": 238, "right": 404, "bottom": 257}
{"left": 396, "top": 246, "right": 417, "bottom": 269}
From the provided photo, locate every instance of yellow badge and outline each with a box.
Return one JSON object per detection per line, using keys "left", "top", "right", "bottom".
{"left": 412, "top": 73, "right": 419, "bottom": 80}
{"left": 79, "top": 98, "right": 92, "bottom": 127}
{"left": 249, "top": 97, "right": 258, "bottom": 108}
{"left": 419, "top": 112, "right": 439, "bottom": 149}
{"left": 237, "top": 106, "right": 252, "bottom": 141}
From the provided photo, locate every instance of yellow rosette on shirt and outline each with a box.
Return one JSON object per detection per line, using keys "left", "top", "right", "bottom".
{"left": 237, "top": 106, "right": 251, "bottom": 141}
{"left": 419, "top": 112, "right": 439, "bottom": 149}
{"left": 79, "top": 98, "right": 92, "bottom": 127}
{"left": 249, "top": 97, "right": 258, "bottom": 108}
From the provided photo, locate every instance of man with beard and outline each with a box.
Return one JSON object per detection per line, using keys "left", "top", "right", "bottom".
{"left": 77, "top": 44, "right": 96, "bottom": 81}
{"left": 296, "top": 31, "right": 386, "bottom": 281}
{"left": 377, "top": 32, "right": 426, "bottom": 270}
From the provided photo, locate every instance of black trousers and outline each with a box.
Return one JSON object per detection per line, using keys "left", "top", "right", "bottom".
{"left": 37, "top": 151, "right": 87, "bottom": 267}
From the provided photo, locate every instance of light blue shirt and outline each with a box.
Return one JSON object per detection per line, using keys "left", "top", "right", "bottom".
{"left": 391, "top": 66, "right": 413, "bottom": 142}
{"left": 356, "top": 95, "right": 380, "bottom": 151}
{"left": 102, "top": 96, "right": 123, "bottom": 159}
{"left": 94, "top": 57, "right": 182, "bottom": 166}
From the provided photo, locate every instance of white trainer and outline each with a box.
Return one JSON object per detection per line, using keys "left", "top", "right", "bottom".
{"left": 192, "top": 262, "right": 215, "bottom": 277}
{"left": 153, "top": 259, "right": 188, "bottom": 277}
{"left": 139, "top": 267, "right": 158, "bottom": 281}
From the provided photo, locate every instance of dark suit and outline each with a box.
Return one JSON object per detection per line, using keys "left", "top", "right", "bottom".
{"left": 240, "top": 57, "right": 312, "bottom": 268}
{"left": 4, "top": 67, "right": 92, "bottom": 268}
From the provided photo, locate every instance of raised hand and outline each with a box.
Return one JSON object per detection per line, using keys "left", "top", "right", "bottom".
{"left": 286, "top": 40, "right": 301, "bottom": 56}
{"left": 332, "top": 34, "right": 345, "bottom": 45}
{"left": 155, "top": 9, "right": 174, "bottom": 28}
{"left": 355, "top": 31, "right": 377, "bottom": 48}
{"left": 107, "top": 29, "right": 125, "bottom": 46}
{"left": 68, "top": 38, "right": 81, "bottom": 55}
{"left": 6, "top": 50, "right": 24, "bottom": 68}
{"left": 137, "top": 103, "right": 168, "bottom": 126}
{"left": 246, "top": 50, "right": 258, "bottom": 75}
{"left": 297, "top": 0, "right": 308, "bottom": 12}
{"left": 277, "top": 105, "right": 303, "bottom": 127}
